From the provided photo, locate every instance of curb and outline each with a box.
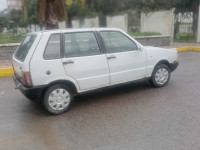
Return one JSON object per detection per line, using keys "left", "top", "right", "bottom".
{"left": 177, "top": 46, "right": 200, "bottom": 52}
{"left": 0, "top": 67, "right": 14, "bottom": 78}
{"left": 0, "top": 46, "right": 200, "bottom": 78}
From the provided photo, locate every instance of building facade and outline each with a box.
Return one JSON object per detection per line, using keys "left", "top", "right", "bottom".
{"left": 7, "top": 0, "right": 22, "bottom": 10}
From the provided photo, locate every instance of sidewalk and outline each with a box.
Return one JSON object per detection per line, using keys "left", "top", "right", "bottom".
{"left": 0, "top": 42, "right": 200, "bottom": 77}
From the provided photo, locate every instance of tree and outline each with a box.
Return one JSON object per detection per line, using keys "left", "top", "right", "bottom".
{"left": 9, "top": 9, "right": 28, "bottom": 32}
{"left": 37, "top": 0, "right": 67, "bottom": 29}
{"left": 173, "top": 0, "right": 200, "bottom": 38}
{"left": 27, "top": 0, "right": 39, "bottom": 30}
{"left": 66, "top": 0, "right": 89, "bottom": 27}
{"left": 125, "top": 0, "right": 200, "bottom": 39}
{"left": 86, "top": 0, "right": 123, "bottom": 26}
{"left": 0, "top": 15, "right": 9, "bottom": 32}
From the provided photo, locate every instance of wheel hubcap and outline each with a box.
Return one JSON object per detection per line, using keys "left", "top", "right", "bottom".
{"left": 155, "top": 68, "right": 169, "bottom": 85}
{"left": 48, "top": 89, "right": 70, "bottom": 111}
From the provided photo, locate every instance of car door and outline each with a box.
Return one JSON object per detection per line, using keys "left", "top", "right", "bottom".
{"left": 99, "top": 31, "right": 146, "bottom": 85}
{"left": 61, "top": 31, "right": 110, "bottom": 91}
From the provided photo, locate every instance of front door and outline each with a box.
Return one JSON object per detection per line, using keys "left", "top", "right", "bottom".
{"left": 99, "top": 31, "right": 146, "bottom": 85}
{"left": 62, "top": 31, "right": 110, "bottom": 91}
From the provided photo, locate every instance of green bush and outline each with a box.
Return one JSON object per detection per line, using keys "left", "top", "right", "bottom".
{"left": 128, "top": 32, "right": 161, "bottom": 37}
{"left": 174, "top": 32, "right": 196, "bottom": 43}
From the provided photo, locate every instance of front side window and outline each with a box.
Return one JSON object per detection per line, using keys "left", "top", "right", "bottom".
{"left": 64, "top": 32, "right": 100, "bottom": 57}
{"left": 100, "top": 31, "right": 138, "bottom": 53}
{"left": 44, "top": 34, "right": 61, "bottom": 60}
{"left": 14, "top": 35, "right": 37, "bottom": 61}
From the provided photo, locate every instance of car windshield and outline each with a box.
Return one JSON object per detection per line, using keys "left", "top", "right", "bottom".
{"left": 14, "top": 34, "right": 37, "bottom": 61}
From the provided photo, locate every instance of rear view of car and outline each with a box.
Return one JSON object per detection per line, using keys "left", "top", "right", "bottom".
{"left": 12, "top": 33, "right": 43, "bottom": 99}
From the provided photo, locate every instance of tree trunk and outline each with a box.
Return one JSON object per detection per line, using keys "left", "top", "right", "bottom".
{"left": 67, "top": 15, "right": 72, "bottom": 28}
{"left": 174, "top": 14, "right": 180, "bottom": 39}
{"left": 192, "top": 1, "right": 199, "bottom": 38}
{"left": 193, "top": 11, "right": 199, "bottom": 38}
{"left": 46, "top": 0, "right": 59, "bottom": 30}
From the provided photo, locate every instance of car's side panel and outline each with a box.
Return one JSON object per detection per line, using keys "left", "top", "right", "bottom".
{"left": 97, "top": 30, "right": 147, "bottom": 85}
{"left": 106, "top": 50, "right": 147, "bottom": 85}
{"left": 62, "top": 54, "right": 110, "bottom": 90}
{"left": 29, "top": 32, "right": 80, "bottom": 91}
{"left": 145, "top": 47, "right": 178, "bottom": 77}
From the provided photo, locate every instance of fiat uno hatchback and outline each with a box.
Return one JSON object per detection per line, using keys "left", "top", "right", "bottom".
{"left": 12, "top": 28, "right": 178, "bottom": 115}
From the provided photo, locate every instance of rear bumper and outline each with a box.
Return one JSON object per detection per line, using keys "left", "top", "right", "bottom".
{"left": 12, "top": 74, "right": 46, "bottom": 100}
{"left": 169, "top": 61, "right": 179, "bottom": 72}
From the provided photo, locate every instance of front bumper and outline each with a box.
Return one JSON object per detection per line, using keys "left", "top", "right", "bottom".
{"left": 12, "top": 74, "right": 46, "bottom": 100}
{"left": 169, "top": 61, "right": 179, "bottom": 72}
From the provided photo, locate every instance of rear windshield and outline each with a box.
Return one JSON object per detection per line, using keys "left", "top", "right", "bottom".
{"left": 14, "top": 35, "right": 37, "bottom": 61}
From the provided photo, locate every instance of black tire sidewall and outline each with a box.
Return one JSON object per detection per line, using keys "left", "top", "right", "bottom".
{"left": 151, "top": 64, "right": 171, "bottom": 87}
{"left": 43, "top": 84, "right": 74, "bottom": 115}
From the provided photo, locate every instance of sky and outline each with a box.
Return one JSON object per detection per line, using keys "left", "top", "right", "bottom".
{"left": 0, "top": 0, "right": 7, "bottom": 12}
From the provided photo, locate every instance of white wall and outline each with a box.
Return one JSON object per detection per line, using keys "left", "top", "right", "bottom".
{"left": 58, "top": 21, "right": 66, "bottom": 29}
{"left": 141, "top": 9, "right": 175, "bottom": 39}
{"left": 107, "top": 14, "right": 128, "bottom": 32}
{"left": 84, "top": 17, "right": 99, "bottom": 28}
{"left": 72, "top": 20, "right": 80, "bottom": 28}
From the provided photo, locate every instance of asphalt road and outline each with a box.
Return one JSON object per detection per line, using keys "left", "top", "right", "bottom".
{"left": 0, "top": 51, "right": 200, "bottom": 150}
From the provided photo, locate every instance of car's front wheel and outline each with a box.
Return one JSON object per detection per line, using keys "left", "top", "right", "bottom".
{"left": 150, "top": 64, "right": 171, "bottom": 87}
{"left": 43, "top": 84, "right": 74, "bottom": 115}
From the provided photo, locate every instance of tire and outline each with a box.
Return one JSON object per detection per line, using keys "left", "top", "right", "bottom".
{"left": 43, "top": 84, "right": 74, "bottom": 115}
{"left": 150, "top": 64, "right": 171, "bottom": 88}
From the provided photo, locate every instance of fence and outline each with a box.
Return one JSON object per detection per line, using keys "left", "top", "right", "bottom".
{"left": 179, "top": 23, "right": 192, "bottom": 34}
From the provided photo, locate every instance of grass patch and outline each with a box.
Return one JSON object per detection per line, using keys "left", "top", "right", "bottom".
{"left": 174, "top": 32, "right": 196, "bottom": 43}
{"left": 128, "top": 32, "right": 161, "bottom": 37}
{"left": 0, "top": 33, "right": 25, "bottom": 44}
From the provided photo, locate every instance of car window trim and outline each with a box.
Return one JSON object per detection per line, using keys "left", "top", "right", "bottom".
{"left": 95, "top": 31, "right": 107, "bottom": 54}
{"left": 43, "top": 33, "right": 62, "bottom": 60}
{"left": 99, "top": 30, "right": 139, "bottom": 54}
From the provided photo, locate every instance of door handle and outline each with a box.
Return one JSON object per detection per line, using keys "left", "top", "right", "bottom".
{"left": 107, "top": 55, "right": 116, "bottom": 60}
{"left": 63, "top": 60, "right": 74, "bottom": 64}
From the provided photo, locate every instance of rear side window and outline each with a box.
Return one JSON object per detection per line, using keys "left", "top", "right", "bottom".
{"left": 14, "top": 35, "right": 37, "bottom": 61}
{"left": 64, "top": 32, "right": 100, "bottom": 57}
{"left": 44, "top": 34, "right": 61, "bottom": 60}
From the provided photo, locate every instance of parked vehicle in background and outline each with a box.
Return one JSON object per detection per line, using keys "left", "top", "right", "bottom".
{"left": 12, "top": 28, "right": 178, "bottom": 115}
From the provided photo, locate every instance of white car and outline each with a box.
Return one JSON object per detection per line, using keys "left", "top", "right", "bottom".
{"left": 12, "top": 28, "right": 178, "bottom": 115}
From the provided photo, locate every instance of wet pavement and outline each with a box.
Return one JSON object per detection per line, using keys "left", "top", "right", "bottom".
{"left": 0, "top": 51, "right": 200, "bottom": 150}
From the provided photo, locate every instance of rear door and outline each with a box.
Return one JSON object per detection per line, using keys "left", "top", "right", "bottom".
{"left": 13, "top": 34, "right": 40, "bottom": 81}
{"left": 99, "top": 31, "right": 146, "bottom": 85}
{"left": 61, "top": 31, "right": 110, "bottom": 91}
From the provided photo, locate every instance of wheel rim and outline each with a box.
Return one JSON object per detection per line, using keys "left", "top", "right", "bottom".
{"left": 48, "top": 88, "right": 70, "bottom": 111}
{"left": 155, "top": 68, "right": 169, "bottom": 85}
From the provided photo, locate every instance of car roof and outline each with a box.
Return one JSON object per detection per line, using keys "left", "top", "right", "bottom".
{"left": 28, "top": 28, "right": 123, "bottom": 35}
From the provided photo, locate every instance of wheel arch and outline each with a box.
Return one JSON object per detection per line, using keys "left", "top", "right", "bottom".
{"left": 150, "top": 59, "right": 171, "bottom": 77}
{"left": 44, "top": 80, "right": 78, "bottom": 96}
{"left": 154, "top": 59, "right": 171, "bottom": 71}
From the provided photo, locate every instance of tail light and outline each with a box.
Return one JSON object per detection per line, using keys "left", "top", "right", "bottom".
{"left": 22, "top": 71, "right": 33, "bottom": 87}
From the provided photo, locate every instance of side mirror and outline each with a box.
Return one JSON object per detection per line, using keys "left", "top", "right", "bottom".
{"left": 138, "top": 46, "right": 143, "bottom": 51}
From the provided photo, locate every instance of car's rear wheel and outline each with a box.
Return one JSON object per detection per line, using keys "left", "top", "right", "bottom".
{"left": 43, "top": 84, "right": 74, "bottom": 115}
{"left": 150, "top": 64, "right": 171, "bottom": 87}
